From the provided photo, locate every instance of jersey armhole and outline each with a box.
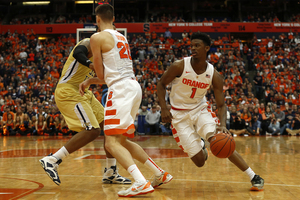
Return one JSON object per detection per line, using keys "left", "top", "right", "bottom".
{"left": 174, "top": 59, "right": 185, "bottom": 79}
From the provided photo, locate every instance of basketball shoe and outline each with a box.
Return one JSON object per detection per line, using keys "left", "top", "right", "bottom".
{"left": 39, "top": 153, "right": 62, "bottom": 185}
{"left": 250, "top": 175, "right": 264, "bottom": 191}
{"left": 151, "top": 171, "right": 173, "bottom": 188}
{"left": 103, "top": 166, "right": 131, "bottom": 184}
{"left": 117, "top": 180, "right": 154, "bottom": 197}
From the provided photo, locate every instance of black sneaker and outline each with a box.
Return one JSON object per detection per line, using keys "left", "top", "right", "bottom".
{"left": 250, "top": 175, "right": 264, "bottom": 191}
{"left": 102, "top": 165, "right": 131, "bottom": 184}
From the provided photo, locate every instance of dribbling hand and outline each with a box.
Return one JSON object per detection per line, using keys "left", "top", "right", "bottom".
{"left": 79, "top": 80, "right": 90, "bottom": 96}
{"left": 161, "top": 108, "right": 173, "bottom": 123}
{"left": 216, "top": 125, "right": 232, "bottom": 136}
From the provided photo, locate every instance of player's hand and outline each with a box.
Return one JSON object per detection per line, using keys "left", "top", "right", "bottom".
{"left": 89, "top": 63, "right": 95, "bottom": 71}
{"left": 161, "top": 108, "right": 173, "bottom": 123}
{"left": 79, "top": 80, "right": 90, "bottom": 96}
{"left": 216, "top": 125, "right": 232, "bottom": 136}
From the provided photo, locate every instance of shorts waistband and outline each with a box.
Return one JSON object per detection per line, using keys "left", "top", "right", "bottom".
{"left": 171, "top": 106, "right": 190, "bottom": 111}
{"left": 108, "top": 77, "right": 136, "bottom": 87}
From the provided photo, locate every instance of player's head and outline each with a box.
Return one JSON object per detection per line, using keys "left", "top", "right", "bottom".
{"left": 190, "top": 32, "right": 211, "bottom": 59}
{"left": 95, "top": 4, "right": 114, "bottom": 27}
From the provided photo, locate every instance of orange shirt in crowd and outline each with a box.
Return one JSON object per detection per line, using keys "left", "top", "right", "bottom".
{"left": 2, "top": 112, "right": 15, "bottom": 122}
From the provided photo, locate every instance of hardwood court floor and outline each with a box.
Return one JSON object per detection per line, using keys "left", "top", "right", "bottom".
{"left": 1, "top": 135, "right": 300, "bottom": 200}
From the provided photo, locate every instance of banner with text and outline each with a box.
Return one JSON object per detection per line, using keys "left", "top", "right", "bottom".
{"left": 1, "top": 22, "right": 300, "bottom": 34}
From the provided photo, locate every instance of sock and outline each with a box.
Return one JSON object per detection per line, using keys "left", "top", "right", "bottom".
{"left": 127, "top": 164, "right": 146, "bottom": 183}
{"left": 53, "top": 146, "right": 69, "bottom": 160}
{"left": 244, "top": 167, "right": 255, "bottom": 181}
{"left": 106, "top": 158, "right": 117, "bottom": 169}
{"left": 144, "top": 157, "right": 163, "bottom": 176}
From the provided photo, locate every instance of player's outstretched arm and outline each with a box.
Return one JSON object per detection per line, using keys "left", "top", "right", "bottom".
{"left": 212, "top": 69, "right": 229, "bottom": 134}
{"left": 79, "top": 77, "right": 106, "bottom": 96}
{"left": 157, "top": 60, "right": 184, "bottom": 123}
{"left": 90, "top": 33, "right": 104, "bottom": 79}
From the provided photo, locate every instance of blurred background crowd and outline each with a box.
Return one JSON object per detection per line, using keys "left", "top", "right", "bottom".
{"left": 1, "top": 0, "right": 300, "bottom": 137}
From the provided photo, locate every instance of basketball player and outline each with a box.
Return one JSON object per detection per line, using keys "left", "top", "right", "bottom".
{"left": 88, "top": 4, "right": 172, "bottom": 197}
{"left": 157, "top": 32, "right": 264, "bottom": 191}
{"left": 39, "top": 32, "right": 131, "bottom": 185}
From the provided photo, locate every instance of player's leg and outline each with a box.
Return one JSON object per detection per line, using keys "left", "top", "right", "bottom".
{"left": 104, "top": 80, "right": 170, "bottom": 196}
{"left": 105, "top": 134, "right": 154, "bottom": 197}
{"left": 198, "top": 103, "right": 264, "bottom": 190}
{"left": 121, "top": 139, "right": 173, "bottom": 188}
{"left": 39, "top": 88, "right": 101, "bottom": 185}
{"left": 227, "top": 150, "right": 264, "bottom": 191}
{"left": 90, "top": 95, "right": 131, "bottom": 185}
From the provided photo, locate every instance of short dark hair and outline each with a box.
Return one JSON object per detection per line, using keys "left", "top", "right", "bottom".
{"left": 191, "top": 32, "right": 211, "bottom": 46}
{"left": 95, "top": 4, "right": 114, "bottom": 23}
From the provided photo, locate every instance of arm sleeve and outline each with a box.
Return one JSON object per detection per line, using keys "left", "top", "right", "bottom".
{"left": 73, "top": 45, "right": 92, "bottom": 67}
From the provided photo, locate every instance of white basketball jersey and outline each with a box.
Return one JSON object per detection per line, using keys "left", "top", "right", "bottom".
{"left": 102, "top": 29, "right": 135, "bottom": 87}
{"left": 170, "top": 57, "right": 214, "bottom": 110}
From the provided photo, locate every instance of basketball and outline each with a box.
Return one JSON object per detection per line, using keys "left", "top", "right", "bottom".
{"left": 210, "top": 133, "right": 235, "bottom": 158}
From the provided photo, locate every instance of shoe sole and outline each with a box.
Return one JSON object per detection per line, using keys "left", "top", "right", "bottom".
{"left": 118, "top": 188, "right": 154, "bottom": 197}
{"left": 250, "top": 186, "right": 264, "bottom": 191}
{"left": 153, "top": 176, "right": 173, "bottom": 188}
{"left": 102, "top": 179, "right": 132, "bottom": 184}
{"left": 39, "top": 159, "right": 60, "bottom": 186}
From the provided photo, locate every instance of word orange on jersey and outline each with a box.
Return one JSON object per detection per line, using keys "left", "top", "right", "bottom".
{"left": 182, "top": 78, "right": 209, "bottom": 89}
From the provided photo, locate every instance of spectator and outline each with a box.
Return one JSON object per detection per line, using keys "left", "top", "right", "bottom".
{"left": 261, "top": 106, "right": 272, "bottom": 135}
{"left": 286, "top": 112, "right": 300, "bottom": 135}
{"left": 247, "top": 115, "right": 261, "bottom": 136}
{"left": 273, "top": 105, "right": 285, "bottom": 126}
{"left": 268, "top": 117, "right": 281, "bottom": 135}
{"left": 164, "top": 28, "right": 172, "bottom": 38}
{"left": 145, "top": 105, "right": 160, "bottom": 135}
{"left": 229, "top": 111, "right": 247, "bottom": 136}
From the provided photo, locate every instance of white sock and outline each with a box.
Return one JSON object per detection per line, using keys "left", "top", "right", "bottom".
{"left": 244, "top": 167, "right": 255, "bottom": 181}
{"left": 144, "top": 157, "right": 163, "bottom": 176}
{"left": 53, "top": 146, "right": 69, "bottom": 160}
{"left": 106, "top": 158, "right": 116, "bottom": 169}
{"left": 127, "top": 164, "right": 146, "bottom": 183}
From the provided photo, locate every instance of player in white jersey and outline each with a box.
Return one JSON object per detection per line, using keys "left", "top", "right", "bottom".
{"left": 84, "top": 4, "right": 172, "bottom": 197}
{"left": 157, "top": 32, "right": 264, "bottom": 191}
{"left": 39, "top": 31, "right": 131, "bottom": 186}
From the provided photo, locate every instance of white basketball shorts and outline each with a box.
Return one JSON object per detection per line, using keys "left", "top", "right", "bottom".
{"left": 170, "top": 102, "right": 220, "bottom": 158}
{"left": 104, "top": 78, "right": 142, "bottom": 138}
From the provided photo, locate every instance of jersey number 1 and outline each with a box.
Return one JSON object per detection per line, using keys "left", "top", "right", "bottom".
{"left": 117, "top": 42, "right": 132, "bottom": 60}
{"left": 190, "top": 88, "right": 197, "bottom": 98}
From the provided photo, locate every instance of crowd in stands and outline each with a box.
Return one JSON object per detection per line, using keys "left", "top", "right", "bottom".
{"left": 245, "top": 13, "right": 280, "bottom": 22}
{"left": 9, "top": 15, "right": 51, "bottom": 25}
{"left": 1, "top": 25, "right": 300, "bottom": 137}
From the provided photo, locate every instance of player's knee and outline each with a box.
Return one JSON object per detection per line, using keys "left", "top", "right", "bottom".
{"left": 193, "top": 159, "right": 206, "bottom": 168}
{"left": 191, "top": 152, "right": 206, "bottom": 168}
{"left": 89, "top": 128, "right": 100, "bottom": 140}
{"left": 104, "top": 139, "right": 115, "bottom": 154}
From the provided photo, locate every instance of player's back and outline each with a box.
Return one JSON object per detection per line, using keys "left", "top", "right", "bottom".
{"left": 58, "top": 38, "right": 95, "bottom": 88}
{"left": 170, "top": 57, "right": 214, "bottom": 110}
{"left": 102, "top": 29, "right": 135, "bottom": 87}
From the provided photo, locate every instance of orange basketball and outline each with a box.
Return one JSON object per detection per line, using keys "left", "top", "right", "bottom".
{"left": 210, "top": 133, "right": 235, "bottom": 158}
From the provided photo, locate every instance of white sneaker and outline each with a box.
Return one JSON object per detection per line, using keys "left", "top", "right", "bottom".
{"left": 117, "top": 181, "right": 154, "bottom": 197}
{"left": 39, "top": 153, "right": 62, "bottom": 185}
{"left": 151, "top": 171, "right": 173, "bottom": 188}
{"left": 102, "top": 166, "right": 131, "bottom": 184}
